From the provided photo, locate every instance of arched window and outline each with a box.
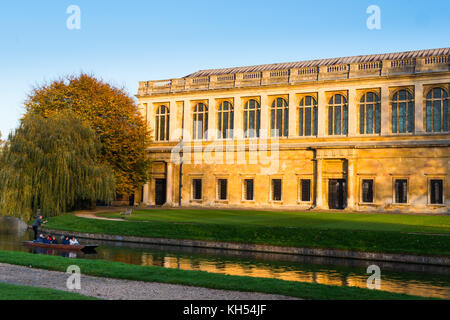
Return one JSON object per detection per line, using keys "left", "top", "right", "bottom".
{"left": 392, "top": 90, "right": 414, "bottom": 133}
{"left": 425, "top": 88, "right": 448, "bottom": 133}
{"left": 217, "top": 101, "right": 234, "bottom": 139}
{"left": 244, "top": 99, "right": 261, "bottom": 138}
{"left": 193, "top": 103, "right": 208, "bottom": 140}
{"left": 271, "top": 98, "right": 289, "bottom": 137}
{"left": 328, "top": 94, "right": 348, "bottom": 135}
{"left": 359, "top": 92, "right": 381, "bottom": 134}
{"left": 298, "top": 96, "right": 318, "bottom": 136}
{"left": 155, "top": 105, "right": 170, "bottom": 141}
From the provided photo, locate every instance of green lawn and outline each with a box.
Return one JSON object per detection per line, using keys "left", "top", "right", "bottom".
{"left": 44, "top": 209, "right": 450, "bottom": 256}
{"left": 0, "top": 250, "right": 434, "bottom": 300}
{"left": 0, "top": 282, "right": 97, "bottom": 300}
{"left": 100, "top": 209, "right": 450, "bottom": 233}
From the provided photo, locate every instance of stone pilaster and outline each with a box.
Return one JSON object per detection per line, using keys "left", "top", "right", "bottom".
{"left": 183, "top": 100, "right": 192, "bottom": 141}
{"left": 414, "top": 83, "right": 424, "bottom": 133}
{"left": 260, "top": 95, "right": 270, "bottom": 138}
{"left": 233, "top": 96, "right": 243, "bottom": 139}
{"left": 348, "top": 88, "right": 357, "bottom": 136}
{"left": 380, "top": 85, "right": 390, "bottom": 135}
{"left": 317, "top": 89, "right": 327, "bottom": 137}
{"left": 169, "top": 99, "right": 179, "bottom": 141}
{"left": 288, "top": 92, "right": 297, "bottom": 137}
{"left": 208, "top": 97, "right": 217, "bottom": 140}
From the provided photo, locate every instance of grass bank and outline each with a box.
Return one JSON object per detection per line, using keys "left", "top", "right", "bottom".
{"left": 0, "top": 282, "right": 97, "bottom": 300}
{"left": 100, "top": 209, "right": 450, "bottom": 234}
{"left": 0, "top": 250, "right": 432, "bottom": 300}
{"left": 45, "top": 211, "right": 450, "bottom": 256}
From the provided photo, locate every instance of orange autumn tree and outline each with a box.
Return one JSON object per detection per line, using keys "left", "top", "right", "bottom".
{"left": 25, "top": 74, "right": 151, "bottom": 198}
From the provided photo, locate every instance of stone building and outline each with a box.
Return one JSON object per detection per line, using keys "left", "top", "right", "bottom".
{"left": 136, "top": 48, "right": 449, "bottom": 213}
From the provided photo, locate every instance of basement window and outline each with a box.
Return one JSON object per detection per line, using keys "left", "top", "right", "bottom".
{"left": 361, "top": 179, "right": 374, "bottom": 203}
{"left": 300, "top": 179, "right": 311, "bottom": 202}
{"left": 217, "top": 179, "right": 228, "bottom": 200}
{"left": 272, "top": 179, "right": 282, "bottom": 201}
{"left": 192, "top": 179, "right": 202, "bottom": 200}
{"left": 430, "top": 179, "right": 443, "bottom": 204}
{"left": 394, "top": 179, "right": 408, "bottom": 204}
{"left": 243, "top": 179, "right": 254, "bottom": 201}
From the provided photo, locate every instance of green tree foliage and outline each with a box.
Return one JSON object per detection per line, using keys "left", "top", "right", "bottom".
{"left": 24, "top": 74, "right": 151, "bottom": 196}
{"left": 0, "top": 111, "right": 115, "bottom": 220}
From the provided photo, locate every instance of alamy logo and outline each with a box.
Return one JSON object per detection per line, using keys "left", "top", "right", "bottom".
{"left": 366, "top": 5, "right": 381, "bottom": 30}
{"left": 66, "top": 5, "right": 81, "bottom": 30}
{"left": 66, "top": 265, "right": 81, "bottom": 290}
{"left": 366, "top": 265, "right": 381, "bottom": 290}
{"left": 170, "top": 128, "right": 280, "bottom": 175}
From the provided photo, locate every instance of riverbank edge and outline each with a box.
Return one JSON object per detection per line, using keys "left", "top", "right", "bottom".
{"left": 39, "top": 227, "right": 450, "bottom": 266}
{"left": 0, "top": 281, "right": 98, "bottom": 300}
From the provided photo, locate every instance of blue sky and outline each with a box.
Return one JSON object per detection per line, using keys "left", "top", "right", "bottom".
{"left": 0, "top": 0, "right": 449, "bottom": 136}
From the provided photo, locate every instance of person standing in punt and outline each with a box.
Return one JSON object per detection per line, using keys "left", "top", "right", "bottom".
{"left": 32, "top": 216, "right": 48, "bottom": 240}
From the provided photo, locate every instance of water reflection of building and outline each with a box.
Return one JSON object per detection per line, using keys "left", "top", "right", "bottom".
{"left": 135, "top": 251, "right": 450, "bottom": 299}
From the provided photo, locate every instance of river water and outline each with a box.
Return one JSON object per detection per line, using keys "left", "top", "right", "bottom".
{"left": 0, "top": 216, "right": 449, "bottom": 299}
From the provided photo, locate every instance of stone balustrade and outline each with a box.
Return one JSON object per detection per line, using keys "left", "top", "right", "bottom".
{"left": 137, "top": 55, "right": 450, "bottom": 96}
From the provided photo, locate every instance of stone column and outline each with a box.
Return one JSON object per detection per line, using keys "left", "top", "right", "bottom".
{"left": 143, "top": 182, "right": 150, "bottom": 205}
{"left": 148, "top": 178, "right": 155, "bottom": 206}
{"left": 317, "top": 89, "right": 327, "bottom": 137}
{"left": 347, "top": 158, "right": 356, "bottom": 209}
{"left": 166, "top": 162, "right": 173, "bottom": 206}
{"left": 208, "top": 97, "right": 217, "bottom": 140}
{"left": 260, "top": 95, "right": 270, "bottom": 138}
{"left": 380, "top": 85, "right": 390, "bottom": 135}
{"left": 288, "top": 92, "right": 297, "bottom": 137}
{"left": 233, "top": 96, "right": 243, "bottom": 139}
{"left": 414, "top": 83, "right": 424, "bottom": 133}
{"left": 348, "top": 88, "right": 358, "bottom": 136}
{"left": 316, "top": 158, "right": 324, "bottom": 208}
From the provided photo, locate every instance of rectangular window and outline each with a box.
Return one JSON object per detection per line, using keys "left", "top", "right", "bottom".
{"left": 300, "top": 179, "right": 311, "bottom": 202}
{"left": 328, "top": 106, "right": 333, "bottom": 135}
{"left": 313, "top": 107, "right": 318, "bottom": 136}
{"left": 192, "top": 179, "right": 202, "bottom": 200}
{"left": 272, "top": 179, "right": 282, "bottom": 201}
{"left": 298, "top": 108, "right": 303, "bottom": 136}
{"left": 343, "top": 105, "right": 348, "bottom": 135}
{"left": 359, "top": 105, "right": 365, "bottom": 134}
{"left": 394, "top": 179, "right": 408, "bottom": 204}
{"left": 305, "top": 108, "right": 311, "bottom": 136}
{"left": 430, "top": 180, "right": 443, "bottom": 204}
{"left": 361, "top": 179, "right": 374, "bottom": 203}
{"left": 392, "top": 103, "right": 398, "bottom": 133}
{"left": 374, "top": 104, "right": 381, "bottom": 134}
{"left": 244, "top": 179, "right": 254, "bottom": 201}
{"left": 334, "top": 106, "right": 341, "bottom": 135}
{"left": 217, "top": 179, "right": 227, "bottom": 200}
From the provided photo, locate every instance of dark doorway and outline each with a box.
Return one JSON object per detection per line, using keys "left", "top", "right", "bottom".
{"left": 155, "top": 179, "right": 167, "bottom": 206}
{"left": 328, "top": 179, "right": 347, "bottom": 209}
{"left": 128, "top": 194, "right": 135, "bottom": 206}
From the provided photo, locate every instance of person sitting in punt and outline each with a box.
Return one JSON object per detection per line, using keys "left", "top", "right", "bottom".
{"left": 43, "top": 236, "right": 51, "bottom": 244}
{"left": 69, "top": 237, "right": 79, "bottom": 246}
{"left": 62, "top": 236, "right": 70, "bottom": 245}
{"left": 34, "top": 234, "right": 45, "bottom": 243}
{"left": 51, "top": 236, "right": 58, "bottom": 244}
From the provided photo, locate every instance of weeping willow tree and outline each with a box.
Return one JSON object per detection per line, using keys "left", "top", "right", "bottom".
{"left": 0, "top": 110, "right": 116, "bottom": 221}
